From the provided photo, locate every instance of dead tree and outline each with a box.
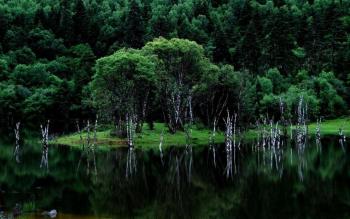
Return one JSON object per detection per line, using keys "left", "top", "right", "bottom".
{"left": 209, "top": 118, "right": 218, "bottom": 167}
{"left": 316, "top": 118, "right": 321, "bottom": 140}
{"left": 76, "top": 120, "right": 85, "bottom": 150}
{"left": 159, "top": 130, "right": 164, "bottom": 165}
{"left": 40, "top": 120, "right": 50, "bottom": 171}
{"left": 126, "top": 113, "right": 136, "bottom": 148}
{"left": 296, "top": 96, "right": 308, "bottom": 147}
{"left": 92, "top": 116, "right": 98, "bottom": 148}
{"left": 13, "top": 122, "right": 21, "bottom": 163}
{"left": 77, "top": 117, "right": 98, "bottom": 176}
{"left": 279, "top": 97, "right": 288, "bottom": 137}
{"left": 224, "top": 111, "right": 236, "bottom": 178}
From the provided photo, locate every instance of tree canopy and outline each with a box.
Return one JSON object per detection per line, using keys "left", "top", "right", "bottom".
{"left": 0, "top": 0, "right": 349, "bottom": 133}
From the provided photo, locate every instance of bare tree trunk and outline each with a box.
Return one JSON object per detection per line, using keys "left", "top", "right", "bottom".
{"left": 40, "top": 120, "right": 50, "bottom": 171}
{"left": 137, "top": 89, "right": 150, "bottom": 133}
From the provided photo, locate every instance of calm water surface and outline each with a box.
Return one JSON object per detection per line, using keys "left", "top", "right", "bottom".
{"left": 0, "top": 136, "right": 349, "bottom": 219}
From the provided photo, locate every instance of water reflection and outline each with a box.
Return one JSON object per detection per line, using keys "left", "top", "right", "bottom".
{"left": 13, "top": 122, "right": 21, "bottom": 163}
{"left": 125, "top": 147, "right": 137, "bottom": 179}
{"left": 0, "top": 136, "right": 349, "bottom": 218}
{"left": 39, "top": 121, "right": 50, "bottom": 171}
{"left": 77, "top": 146, "right": 97, "bottom": 176}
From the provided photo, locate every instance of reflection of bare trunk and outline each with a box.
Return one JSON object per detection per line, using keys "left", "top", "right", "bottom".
{"left": 233, "top": 113, "right": 237, "bottom": 174}
{"left": 184, "top": 146, "right": 193, "bottom": 183}
{"left": 209, "top": 118, "right": 218, "bottom": 167}
{"left": 126, "top": 147, "right": 137, "bottom": 179}
{"left": 224, "top": 111, "right": 236, "bottom": 178}
{"left": 159, "top": 130, "right": 164, "bottom": 165}
{"left": 40, "top": 120, "right": 50, "bottom": 171}
{"left": 92, "top": 117, "right": 98, "bottom": 175}
{"left": 296, "top": 96, "right": 307, "bottom": 148}
{"left": 77, "top": 118, "right": 98, "bottom": 176}
{"left": 176, "top": 155, "right": 180, "bottom": 194}
{"left": 339, "top": 127, "right": 346, "bottom": 152}
{"left": 13, "top": 122, "right": 21, "bottom": 163}
{"left": 316, "top": 118, "right": 321, "bottom": 149}
{"left": 86, "top": 121, "right": 91, "bottom": 174}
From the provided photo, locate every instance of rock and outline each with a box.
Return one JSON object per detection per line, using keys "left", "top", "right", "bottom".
{"left": 42, "top": 209, "right": 57, "bottom": 218}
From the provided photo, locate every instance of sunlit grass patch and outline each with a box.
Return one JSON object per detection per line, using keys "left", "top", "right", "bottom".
{"left": 52, "top": 117, "right": 350, "bottom": 149}
{"left": 53, "top": 123, "right": 226, "bottom": 149}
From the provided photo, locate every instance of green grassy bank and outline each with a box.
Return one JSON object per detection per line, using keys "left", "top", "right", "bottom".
{"left": 306, "top": 117, "right": 350, "bottom": 136}
{"left": 53, "top": 117, "right": 349, "bottom": 149}
{"left": 53, "top": 123, "right": 226, "bottom": 149}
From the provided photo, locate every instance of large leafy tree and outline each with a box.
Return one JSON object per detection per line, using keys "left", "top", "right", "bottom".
{"left": 195, "top": 64, "right": 256, "bottom": 127}
{"left": 92, "top": 48, "right": 157, "bottom": 135}
{"left": 143, "top": 37, "right": 208, "bottom": 133}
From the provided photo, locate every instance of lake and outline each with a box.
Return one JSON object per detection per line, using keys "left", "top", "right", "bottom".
{"left": 0, "top": 136, "right": 349, "bottom": 219}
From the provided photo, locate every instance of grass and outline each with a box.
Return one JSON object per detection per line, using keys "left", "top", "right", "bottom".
{"left": 306, "top": 117, "right": 350, "bottom": 136}
{"left": 53, "top": 117, "right": 350, "bottom": 149}
{"left": 53, "top": 123, "right": 226, "bottom": 149}
{"left": 255, "top": 117, "right": 350, "bottom": 137}
{"left": 22, "top": 201, "right": 36, "bottom": 212}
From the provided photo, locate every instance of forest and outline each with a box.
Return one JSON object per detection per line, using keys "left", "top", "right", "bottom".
{"left": 1, "top": 0, "right": 350, "bottom": 218}
{"left": 0, "top": 0, "right": 349, "bottom": 134}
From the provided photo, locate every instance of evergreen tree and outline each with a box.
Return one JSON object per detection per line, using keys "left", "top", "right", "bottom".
{"left": 124, "top": 0, "right": 145, "bottom": 48}
{"left": 73, "top": 0, "right": 90, "bottom": 42}
{"left": 59, "top": 0, "right": 74, "bottom": 45}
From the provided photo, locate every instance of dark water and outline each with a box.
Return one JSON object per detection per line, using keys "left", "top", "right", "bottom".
{"left": 0, "top": 136, "right": 350, "bottom": 219}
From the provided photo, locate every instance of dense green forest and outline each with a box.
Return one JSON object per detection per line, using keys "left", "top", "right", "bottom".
{"left": 0, "top": 0, "right": 349, "bottom": 134}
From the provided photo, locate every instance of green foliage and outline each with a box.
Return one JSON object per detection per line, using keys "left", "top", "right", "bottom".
{"left": 0, "top": 58, "right": 9, "bottom": 80}
{"left": 295, "top": 69, "right": 309, "bottom": 83}
{"left": 143, "top": 37, "right": 211, "bottom": 132}
{"left": 92, "top": 48, "right": 157, "bottom": 132}
{"left": 28, "top": 27, "right": 65, "bottom": 59}
{"left": 257, "top": 76, "right": 273, "bottom": 95}
{"left": 282, "top": 86, "right": 320, "bottom": 119}
{"left": 0, "top": 82, "right": 17, "bottom": 109}
{"left": 266, "top": 68, "right": 286, "bottom": 94}
{"left": 143, "top": 37, "right": 206, "bottom": 82}
{"left": 292, "top": 47, "right": 306, "bottom": 59}
{"left": 24, "top": 86, "right": 58, "bottom": 116}
{"left": 55, "top": 122, "right": 226, "bottom": 148}
{"left": 10, "top": 47, "right": 36, "bottom": 65}
{"left": 0, "top": 0, "right": 349, "bottom": 132}
{"left": 314, "top": 71, "right": 346, "bottom": 116}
